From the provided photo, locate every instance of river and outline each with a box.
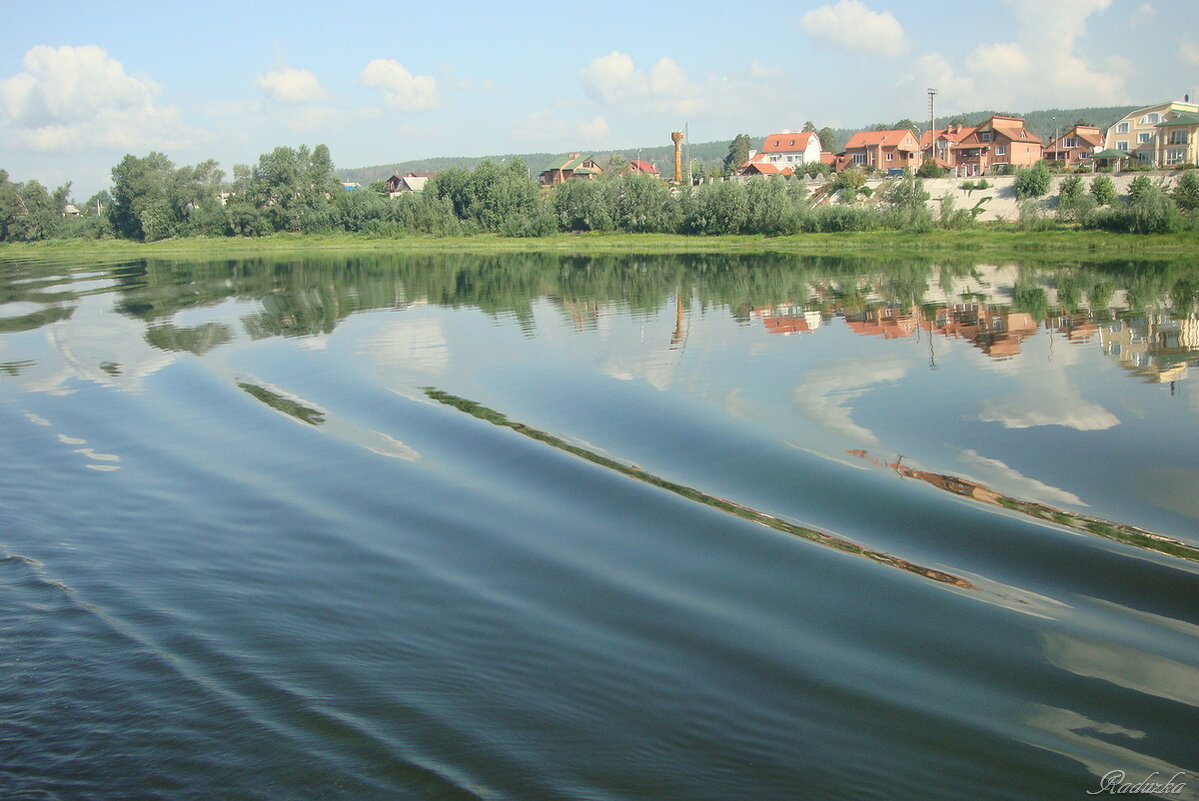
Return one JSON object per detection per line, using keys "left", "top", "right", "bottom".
{"left": 1, "top": 251, "right": 1196, "bottom": 800}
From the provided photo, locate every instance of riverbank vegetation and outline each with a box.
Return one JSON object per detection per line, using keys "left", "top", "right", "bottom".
{"left": 4, "top": 144, "right": 1199, "bottom": 251}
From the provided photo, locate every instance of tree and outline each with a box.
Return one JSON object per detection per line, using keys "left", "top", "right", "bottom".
{"left": 723, "top": 134, "right": 752, "bottom": 175}
{"left": 817, "top": 127, "right": 837, "bottom": 153}
{"left": 893, "top": 119, "right": 917, "bottom": 132}
{"left": 604, "top": 153, "right": 629, "bottom": 174}
{"left": 109, "top": 152, "right": 187, "bottom": 241}
{"left": 802, "top": 120, "right": 817, "bottom": 133}
{"left": 1090, "top": 174, "right": 1116, "bottom": 206}
{"left": 1172, "top": 169, "right": 1199, "bottom": 211}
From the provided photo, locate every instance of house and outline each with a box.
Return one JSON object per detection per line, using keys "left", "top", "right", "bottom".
{"left": 385, "top": 172, "right": 432, "bottom": 195}
{"left": 738, "top": 160, "right": 793, "bottom": 177}
{"left": 839, "top": 128, "right": 921, "bottom": 174}
{"left": 1043, "top": 124, "right": 1103, "bottom": 167}
{"left": 539, "top": 154, "right": 602, "bottom": 185}
{"left": 920, "top": 124, "right": 975, "bottom": 168}
{"left": 1154, "top": 111, "right": 1199, "bottom": 166}
{"left": 754, "top": 130, "right": 823, "bottom": 169}
{"left": 1103, "top": 100, "right": 1199, "bottom": 163}
{"left": 620, "top": 160, "right": 660, "bottom": 177}
{"left": 950, "top": 115, "right": 1042, "bottom": 176}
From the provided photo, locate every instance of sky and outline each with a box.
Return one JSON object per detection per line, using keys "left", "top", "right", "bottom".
{"left": 2, "top": 0, "right": 1197, "bottom": 199}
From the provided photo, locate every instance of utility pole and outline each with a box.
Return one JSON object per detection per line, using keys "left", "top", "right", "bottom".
{"left": 927, "top": 88, "right": 937, "bottom": 162}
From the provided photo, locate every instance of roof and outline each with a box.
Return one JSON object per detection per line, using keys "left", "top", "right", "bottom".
{"left": 984, "top": 116, "right": 1042, "bottom": 143}
{"left": 1157, "top": 112, "right": 1199, "bottom": 127}
{"left": 760, "top": 131, "right": 818, "bottom": 153}
{"left": 544, "top": 153, "right": 594, "bottom": 172}
{"left": 627, "top": 160, "right": 659, "bottom": 173}
{"left": 844, "top": 129, "right": 919, "bottom": 150}
{"left": 919, "top": 126, "right": 974, "bottom": 148}
{"left": 741, "top": 162, "right": 792, "bottom": 176}
{"left": 1092, "top": 148, "right": 1128, "bottom": 159}
{"left": 1049, "top": 126, "right": 1103, "bottom": 148}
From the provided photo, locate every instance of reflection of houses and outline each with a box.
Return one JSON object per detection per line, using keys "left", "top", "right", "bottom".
{"left": 750, "top": 302, "right": 823, "bottom": 335}
{"left": 927, "top": 304, "right": 1038, "bottom": 358}
{"left": 539, "top": 154, "right": 602, "bottom": 185}
{"left": 844, "top": 306, "right": 921, "bottom": 339}
{"left": 842, "top": 302, "right": 1041, "bottom": 359}
{"left": 1098, "top": 314, "right": 1199, "bottom": 383}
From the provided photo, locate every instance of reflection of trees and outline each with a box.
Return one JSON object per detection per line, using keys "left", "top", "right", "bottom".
{"left": 237, "top": 382, "right": 325, "bottom": 426}
{"left": 144, "top": 322, "right": 233, "bottom": 355}
{"left": 425, "top": 387, "right": 974, "bottom": 589}
{"left": 5, "top": 252, "right": 1199, "bottom": 356}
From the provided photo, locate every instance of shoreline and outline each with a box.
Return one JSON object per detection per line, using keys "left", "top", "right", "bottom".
{"left": 2, "top": 229, "right": 1198, "bottom": 261}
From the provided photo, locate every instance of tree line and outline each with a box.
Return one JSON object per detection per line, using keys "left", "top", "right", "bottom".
{"left": 3, "top": 140, "right": 1199, "bottom": 244}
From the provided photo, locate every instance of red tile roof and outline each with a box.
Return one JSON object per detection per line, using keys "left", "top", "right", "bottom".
{"left": 627, "top": 160, "right": 659, "bottom": 174}
{"left": 760, "top": 131, "right": 818, "bottom": 153}
{"left": 844, "top": 129, "right": 919, "bottom": 150}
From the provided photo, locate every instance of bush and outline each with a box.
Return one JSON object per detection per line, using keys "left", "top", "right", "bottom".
{"left": 916, "top": 160, "right": 948, "bottom": 178}
{"left": 1076, "top": 165, "right": 1093, "bottom": 173}
{"left": 1014, "top": 162, "right": 1052, "bottom": 199}
{"left": 1056, "top": 174, "right": 1088, "bottom": 222}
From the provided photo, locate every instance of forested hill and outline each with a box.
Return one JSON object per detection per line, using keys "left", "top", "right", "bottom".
{"left": 339, "top": 105, "right": 1139, "bottom": 182}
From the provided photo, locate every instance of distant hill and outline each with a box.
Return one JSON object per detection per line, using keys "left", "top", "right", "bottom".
{"left": 338, "top": 105, "right": 1140, "bottom": 182}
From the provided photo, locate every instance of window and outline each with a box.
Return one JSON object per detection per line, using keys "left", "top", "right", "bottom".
{"left": 1138, "top": 132, "right": 1151, "bottom": 144}
{"left": 996, "top": 145, "right": 1007, "bottom": 156}
{"left": 1062, "top": 137, "right": 1078, "bottom": 149}
{"left": 853, "top": 153, "right": 866, "bottom": 165}
{"left": 886, "top": 152, "right": 894, "bottom": 161}
{"left": 1169, "top": 130, "right": 1189, "bottom": 145}
{"left": 1166, "top": 149, "right": 1186, "bottom": 165}
{"left": 980, "top": 131, "right": 993, "bottom": 142}
{"left": 1117, "top": 122, "right": 1130, "bottom": 133}
{"left": 1140, "top": 113, "right": 1161, "bottom": 125}
{"left": 1117, "top": 141, "right": 1129, "bottom": 151}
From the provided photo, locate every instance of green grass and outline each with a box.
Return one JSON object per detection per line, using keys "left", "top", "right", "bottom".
{"left": 3, "top": 227, "right": 1199, "bottom": 261}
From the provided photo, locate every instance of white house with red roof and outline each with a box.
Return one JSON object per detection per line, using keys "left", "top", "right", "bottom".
{"left": 740, "top": 130, "right": 825, "bottom": 175}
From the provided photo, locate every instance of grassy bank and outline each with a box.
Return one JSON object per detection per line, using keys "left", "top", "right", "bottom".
{"left": 3, "top": 228, "right": 1199, "bottom": 261}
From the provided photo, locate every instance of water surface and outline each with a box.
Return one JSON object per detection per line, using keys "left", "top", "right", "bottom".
{"left": 1, "top": 252, "right": 1196, "bottom": 800}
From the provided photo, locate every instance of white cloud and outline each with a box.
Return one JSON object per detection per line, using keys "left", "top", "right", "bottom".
{"left": 1182, "top": 40, "right": 1199, "bottom": 66}
{"left": 902, "top": 0, "right": 1126, "bottom": 111}
{"left": 579, "top": 52, "right": 704, "bottom": 114}
{"left": 1132, "top": 3, "right": 1156, "bottom": 25}
{"left": 958, "top": 449, "right": 1087, "bottom": 507}
{"left": 0, "top": 45, "right": 199, "bottom": 153}
{"left": 799, "top": 0, "right": 910, "bottom": 59}
{"left": 580, "top": 52, "right": 645, "bottom": 104}
{"left": 793, "top": 357, "right": 910, "bottom": 446}
{"left": 978, "top": 390, "right": 1119, "bottom": 431}
{"left": 511, "top": 110, "right": 609, "bottom": 144}
{"left": 360, "top": 59, "right": 438, "bottom": 111}
{"left": 577, "top": 51, "right": 792, "bottom": 120}
{"left": 256, "top": 67, "right": 327, "bottom": 104}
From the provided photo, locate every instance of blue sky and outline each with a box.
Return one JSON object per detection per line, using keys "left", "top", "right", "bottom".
{"left": 2, "top": 0, "right": 1196, "bottom": 198}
